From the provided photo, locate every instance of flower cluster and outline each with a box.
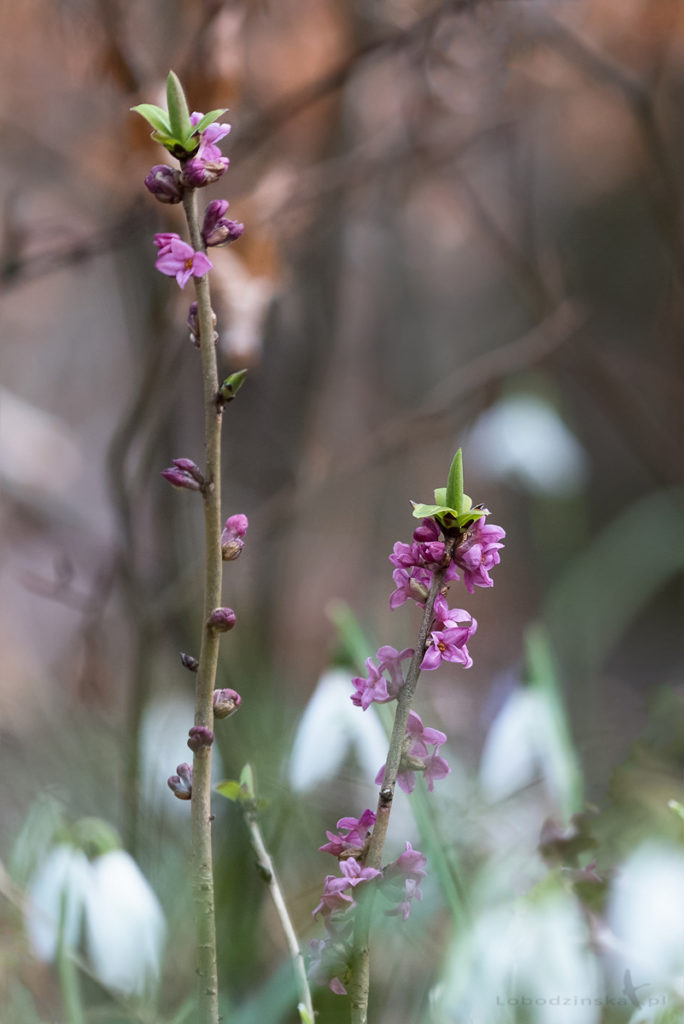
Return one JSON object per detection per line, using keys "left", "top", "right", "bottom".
{"left": 310, "top": 812, "right": 428, "bottom": 994}
{"left": 309, "top": 499, "right": 504, "bottom": 995}
{"left": 142, "top": 102, "right": 242, "bottom": 296}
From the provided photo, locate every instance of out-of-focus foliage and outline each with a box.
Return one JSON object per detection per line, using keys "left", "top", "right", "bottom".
{"left": 2, "top": 0, "right": 684, "bottom": 1021}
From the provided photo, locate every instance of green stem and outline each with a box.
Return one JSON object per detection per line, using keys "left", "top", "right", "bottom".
{"left": 183, "top": 187, "right": 223, "bottom": 1024}
{"left": 242, "top": 805, "right": 315, "bottom": 1021}
{"left": 348, "top": 539, "right": 455, "bottom": 1024}
{"left": 56, "top": 891, "right": 85, "bottom": 1024}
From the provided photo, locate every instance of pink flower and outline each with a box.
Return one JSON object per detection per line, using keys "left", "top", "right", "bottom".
{"left": 453, "top": 518, "right": 506, "bottom": 593}
{"left": 350, "top": 646, "right": 413, "bottom": 710}
{"left": 190, "top": 111, "right": 231, "bottom": 161}
{"left": 351, "top": 657, "right": 390, "bottom": 710}
{"left": 376, "top": 711, "right": 450, "bottom": 794}
{"left": 319, "top": 810, "right": 376, "bottom": 858}
{"left": 382, "top": 842, "right": 428, "bottom": 920}
{"left": 389, "top": 566, "right": 432, "bottom": 609}
{"left": 421, "top": 610, "right": 477, "bottom": 671}
{"left": 221, "top": 513, "right": 248, "bottom": 561}
{"left": 154, "top": 235, "right": 212, "bottom": 289}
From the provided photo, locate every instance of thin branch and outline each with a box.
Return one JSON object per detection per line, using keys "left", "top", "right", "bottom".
{"left": 242, "top": 804, "right": 314, "bottom": 1020}
{"left": 183, "top": 186, "right": 224, "bottom": 1024}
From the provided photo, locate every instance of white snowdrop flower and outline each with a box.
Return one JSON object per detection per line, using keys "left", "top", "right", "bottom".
{"left": 25, "top": 844, "right": 166, "bottom": 997}
{"left": 607, "top": 842, "right": 684, "bottom": 990}
{"left": 83, "top": 850, "right": 166, "bottom": 996}
{"left": 467, "top": 394, "right": 588, "bottom": 496}
{"left": 289, "top": 669, "right": 388, "bottom": 791}
{"left": 479, "top": 688, "right": 579, "bottom": 814}
{"left": 440, "top": 886, "right": 601, "bottom": 1024}
{"left": 26, "top": 845, "right": 91, "bottom": 961}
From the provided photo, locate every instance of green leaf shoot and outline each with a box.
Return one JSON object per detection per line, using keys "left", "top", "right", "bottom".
{"left": 130, "top": 103, "right": 171, "bottom": 136}
{"left": 166, "top": 70, "right": 192, "bottom": 143}
{"left": 445, "top": 448, "right": 464, "bottom": 515}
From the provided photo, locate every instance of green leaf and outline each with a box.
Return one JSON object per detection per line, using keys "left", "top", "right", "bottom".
{"left": 191, "top": 108, "right": 228, "bottom": 137}
{"left": 411, "top": 501, "right": 448, "bottom": 519}
{"left": 445, "top": 449, "right": 464, "bottom": 515}
{"left": 433, "top": 487, "right": 447, "bottom": 505}
{"left": 298, "top": 1005, "right": 314, "bottom": 1024}
{"left": 130, "top": 103, "right": 171, "bottom": 135}
{"left": 239, "top": 763, "right": 256, "bottom": 798}
{"left": 166, "top": 70, "right": 192, "bottom": 143}
{"left": 216, "top": 780, "right": 243, "bottom": 802}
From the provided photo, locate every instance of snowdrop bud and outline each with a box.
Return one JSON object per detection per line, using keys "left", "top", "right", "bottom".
{"left": 207, "top": 607, "right": 236, "bottom": 633}
{"left": 144, "top": 164, "right": 184, "bottom": 204}
{"left": 187, "top": 726, "right": 214, "bottom": 752}
{"left": 213, "top": 688, "right": 241, "bottom": 719}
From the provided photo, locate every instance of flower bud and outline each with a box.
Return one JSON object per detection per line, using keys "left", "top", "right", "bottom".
{"left": 207, "top": 607, "right": 236, "bottom": 633}
{"left": 167, "top": 762, "right": 193, "bottom": 799}
{"left": 180, "top": 652, "right": 199, "bottom": 672}
{"left": 408, "top": 578, "right": 429, "bottom": 603}
{"left": 161, "top": 458, "right": 204, "bottom": 491}
{"left": 187, "top": 301, "right": 218, "bottom": 349}
{"left": 144, "top": 165, "right": 184, "bottom": 204}
{"left": 187, "top": 726, "right": 214, "bottom": 752}
{"left": 219, "top": 369, "right": 248, "bottom": 403}
{"left": 180, "top": 157, "right": 229, "bottom": 188}
{"left": 213, "top": 688, "right": 242, "bottom": 719}
{"left": 201, "top": 199, "right": 244, "bottom": 247}
{"left": 221, "top": 514, "right": 249, "bottom": 561}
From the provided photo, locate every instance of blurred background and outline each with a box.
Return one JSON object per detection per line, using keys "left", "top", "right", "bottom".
{"left": 2, "top": 0, "right": 684, "bottom": 1021}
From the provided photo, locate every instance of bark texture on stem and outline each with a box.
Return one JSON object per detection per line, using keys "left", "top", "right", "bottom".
{"left": 348, "top": 539, "right": 456, "bottom": 1024}
{"left": 184, "top": 187, "right": 223, "bottom": 1024}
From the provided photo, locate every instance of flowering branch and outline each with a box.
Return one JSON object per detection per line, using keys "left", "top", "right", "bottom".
{"left": 347, "top": 546, "right": 454, "bottom": 1022}
{"left": 134, "top": 70, "right": 245, "bottom": 1024}
{"left": 307, "top": 450, "right": 505, "bottom": 1022}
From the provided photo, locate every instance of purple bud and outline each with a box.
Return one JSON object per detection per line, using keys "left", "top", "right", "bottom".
{"left": 213, "top": 688, "right": 242, "bottom": 719}
{"left": 180, "top": 652, "right": 199, "bottom": 672}
{"left": 187, "top": 301, "right": 218, "bottom": 349}
{"left": 181, "top": 157, "right": 230, "bottom": 188}
{"left": 161, "top": 466, "right": 201, "bottom": 491}
{"left": 207, "top": 607, "right": 236, "bottom": 633}
{"left": 187, "top": 726, "right": 214, "bottom": 752}
{"left": 167, "top": 762, "right": 193, "bottom": 799}
{"left": 201, "top": 199, "right": 244, "bottom": 247}
{"left": 172, "top": 458, "right": 204, "bottom": 482}
{"left": 221, "top": 514, "right": 249, "bottom": 561}
{"left": 145, "top": 164, "right": 185, "bottom": 204}
{"left": 161, "top": 458, "right": 205, "bottom": 491}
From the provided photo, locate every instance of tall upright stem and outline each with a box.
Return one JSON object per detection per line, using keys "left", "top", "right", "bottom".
{"left": 183, "top": 187, "right": 223, "bottom": 1024}
{"left": 348, "top": 539, "right": 456, "bottom": 1024}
